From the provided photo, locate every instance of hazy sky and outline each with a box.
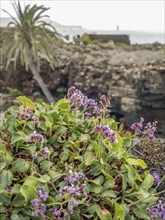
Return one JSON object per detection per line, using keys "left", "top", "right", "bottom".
{"left": 1, "top": 0, "right": 164, "bottom": 32}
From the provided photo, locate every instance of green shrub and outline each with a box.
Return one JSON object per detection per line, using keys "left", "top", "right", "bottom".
{"left": 0, "top": 87, "right": 164, "bottom": 220}
{"left": 9, "top": 88, "right": 22, "bottom": 97}
{"left": 81, "top": 34, "right": 95, "bottom": 45}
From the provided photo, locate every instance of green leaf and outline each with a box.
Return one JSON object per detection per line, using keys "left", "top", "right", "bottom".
{"left": 12, "top": 159, "right": 32, "bottom": 173}
{"left": 0, "top": 191, "right": 11, "bottom": 206}
{"left": 114, "top": 203, "right": 125, "bottom": 220}
{"left": 123, "top": 137, "right": 132, "bottom": 148}
{"left": 84, "top": 151, "right": 95, "bottom": 166}
{"left": 90, "top": 175, "right": 104, "bottom": 185}
{"left": 16, "top": 96, "right": 35, "bottom": 110}
{"left": 124, "top": 164, "right": 136, "bottom": 186}
{"left": 79, "top": 134, "right": 90, "bottom": 142}
{"left": 101, "top": 190, "right": 116, "bottom": 198}
{"left": 90, "top": 183, "right": 103, "bottom": 194}
{"left": 11, "top": 131, "right": 26, "bottom": 145}
{"left": 0, "top": 214, "right": 8, "bottom": 220}
{"left": 103, "top": 180, "right": 116, "bottom": 189}
{"left": 55, "top": 98, "right": 69, "bottom": 109}
{"left": 49, "top": 134, "right": 58, "bottom": 144}
{"left": 12, "top": 194, "right": 25, "bottom": 207}
{"left": 141, "top": 173, "right": 153, "bottom": 190}
{"left": 0, "top": 170, "right": 13, "bottom": 189}
{"left": 24, "top": 176, "right": 40, "bottom": 188}
{"left": 0, "top": 162, "right": 6, "bottom": 170}
{"left": 49, "top": 170, "right": 65, "bottom": 182}
{"left": 60, "top": 152, "right": 69, "bottom": 162}
{"left": 113, "top": 134, "right": 123, "bottom": 148}
{"left": 57, "top": 126, "right": 68, "bottom": 136}
{"left": 20, "top": 184, "right": 36, "bottom": 203}
{"left": 133, "top": 206, "right": 150, "bottom": 219}
{"left": 42, "top": 113, "right": 53, "bottom": 128}
{"left": 89, "top": 163, "right": 102, "bottom": 176}
{"left": 101, "top": 169, "right": 115, "bottom": 182}
{"left": 90, "top": 140, "right": 102, "bottom": 159}
{"left": 26, "top": 121, "right": 35, "bottom": 130}
{"left": 96, "top": 205, "right": 112, "bottom": 220}
{"left": 127, "top": 158, "right": 147, "bottom": 169}
{"left": 39, "top": 174, "right": 50, "bottom": 183}
{"left": 40, "top": 160, "right": 53, "bottom": 172}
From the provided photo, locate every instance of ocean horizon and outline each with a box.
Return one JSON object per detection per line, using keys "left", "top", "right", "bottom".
{"left": 124, "top": 30, "right": 164, "bottom": 44}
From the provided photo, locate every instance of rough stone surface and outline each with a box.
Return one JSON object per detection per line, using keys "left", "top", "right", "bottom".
{"left": 1, "top": 44, "right": 165, "bottom": 137}
{"left": 132, "top": 138, "right": 165, "bottom": 192}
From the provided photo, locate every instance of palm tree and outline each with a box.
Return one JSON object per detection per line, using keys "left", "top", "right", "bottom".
{"left": 1, "top": 1, "right": 59, "bottom": 102}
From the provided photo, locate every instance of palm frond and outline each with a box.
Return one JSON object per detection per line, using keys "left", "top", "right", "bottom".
{"left": 1, "top": 1, "right": 60, "bottom": 71}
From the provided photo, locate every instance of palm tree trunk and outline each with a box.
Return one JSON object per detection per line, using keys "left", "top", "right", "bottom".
{"left": 28, "top": 58, "right": 54, "bottom": 103}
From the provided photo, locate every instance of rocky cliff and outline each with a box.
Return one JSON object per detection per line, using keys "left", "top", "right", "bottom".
{"left": 1, "top": 44, "right": 165, "bottom": 136}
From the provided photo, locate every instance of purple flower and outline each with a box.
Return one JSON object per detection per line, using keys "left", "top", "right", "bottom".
{"left": 59, "top": 169, "right": 88, "bottom": 200}
{"left": 94, "top": 124, "right": 101, "bottom": 132}
{"left": 31, "top": 186, "right": 48, "bottom": 217}
{"left": 40, "top": 192, "right": 48, "bottom": 201}
{"left": 63, "top": 212, "right": 69, "bottom": 217}
{"left": 131, "top": 118, "right": 157, "bottom": 141}
{"left": 84, "top": 111, "right": 92, "bottom": 118}
{"left": 49, "top": 208, "right": 61, "bottom": 217}
{"left": 31, "top": 198, "right": 41, "bottom": 209}
{"left": 31, "top": 198, "right": 47, "bottom": 216}
{"left": 40, "top": 203, "right": 47, "bottom": 213}
{"left": 70, "top": 198, "right": 78, "bottom": 207}
{"left": 147, "top": 199, "right": 165, "bottom": 219}
{"left": 42, "top": 147, "right": 49, "bottom": 158}
{"left": 29, "top": 131, "right": 44, "bottom": 143}
{"left": 32, "top": 152, "right": 38, "bottom": 160}
{"left": 31, "top": 115, "right": 40, "bottom": 127}
{"left": 19, "top": 107, "right": 33, "bottom": 120}
{"left": 67, "top": 86, "right": 76, "bottom": 98}
{"left": 96, "top": 125, "right": 118, "bottom": 144}
{"left": 152, "top": 172, "right": 160, "bottom": 185}
{"left": 143, "top": 121, "right": 157, "bottom": 141}
{"left": 67, "top": 87, "right": 101, "bottom": 116}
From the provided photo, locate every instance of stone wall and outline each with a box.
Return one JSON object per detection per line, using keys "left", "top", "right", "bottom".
{"left": 88, "top": 34, "right": 130, "bottom": 44}
{"left": 1, "top": 44, "right": 165, "bottom": 136}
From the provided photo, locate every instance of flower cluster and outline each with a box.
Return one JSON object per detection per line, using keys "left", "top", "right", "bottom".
{"left": 146, "top": 199, "right": 165, "bottom": 219}
{"left": 42, "top": 147, "right": 49, "bottom": 158}
{"left": 29, "top": 131, "right": 44, "bottom": 143}
{"left": 55, "top": 167, "right": 88, "bottom": 217}
{"left": 152, "top": 172, "right": 160, "bottom": 185}
{"left": 94, "top": 124, "right": 118, "bottom": 144}
{"left": 19, "top": 106, "right": 33, "bottom": 120}
{"left": 32, "top": 147, "right": 49, "bottom": 161}
{"left": 31, "top": 186, "right": 48, "bottom": 217}
{"left": 49, "top": 207, "right": 72, "bottom": 219}
{"left": 99, "top": 95, "right": 111, "bottom": 114}
{"left": 67, "top": 86, "right": 100, "bottom": 116}
{"left": 131, "top": 117, "right": 157, "bottom": 141}
{"left": 19, "top": 106, "right": 40, "bottom": 127}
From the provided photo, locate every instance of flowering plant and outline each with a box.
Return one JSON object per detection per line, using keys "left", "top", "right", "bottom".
{"left": 0, "top": 87, "right": 164, "bottom": 220}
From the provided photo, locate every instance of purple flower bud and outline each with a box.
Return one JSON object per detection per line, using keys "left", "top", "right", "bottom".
{"left": 50, "top": 208, "right": 61, "bottom": 217}
{"left": 40, "top": 203, "right": 47, "bottom": 213}
{"left": 70, "top": 198, "right": 78, "bottom": 207}
{"left": 32, "top": 152, "right": 38, "bottom": 160}
{"left": 94, "top": 124, "right": 101, "bottom": 132}
{"left": 42, "top": 147, "right": 49, "bottom": 158}
{"left": 63, "top": 212, "right": 69, "bottom": 217}
{"left": 152, "top": 172, "right": 160, "bottom": 185}
{"left": 29, "top": 131, "right": 44, "bottom": 143}
{"left": 40, "top": 192, "right": 48, "bottom": 201}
